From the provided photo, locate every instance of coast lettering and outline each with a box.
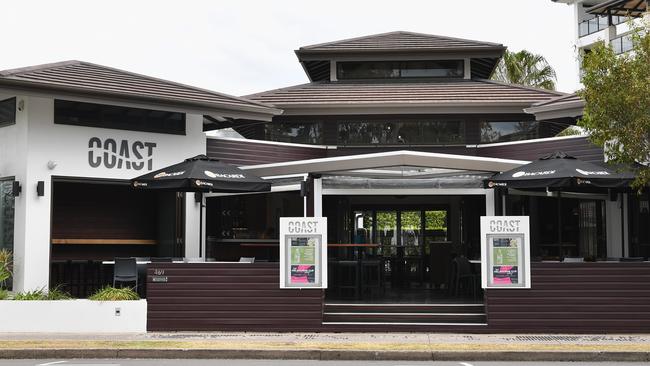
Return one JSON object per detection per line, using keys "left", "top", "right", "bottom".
{"left": 88, "top": 137, "right": 157, "bottom": 170}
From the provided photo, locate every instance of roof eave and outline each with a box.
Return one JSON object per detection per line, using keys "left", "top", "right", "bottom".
{"left": 265, "top": 102, "right": 539, "bottom": 116}
{"left": 0, "top": 78, "right": 282, "bottom": 120}
{"left": 295, "top": 47, "right": 506, "bottom": 61}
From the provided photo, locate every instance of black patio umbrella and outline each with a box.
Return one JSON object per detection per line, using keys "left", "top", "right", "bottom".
{"left": 131, "top": 154, "right": 271, "bottom": 257}
{"left": 484, "top": 152, "right": 634, "bottom": 189}
{"left": 484, "top": 151, "right": 635, "bottom": 257}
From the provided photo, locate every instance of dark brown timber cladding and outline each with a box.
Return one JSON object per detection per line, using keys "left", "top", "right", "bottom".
{"left": 477, "top": 136, "right": 604, "bottom": 163}
{"left": 206, "top": 138, "right": 327, "bottom": 166}
{"left": 146, "top": 263, "right": 324, "bottom": 331}
{"left": 486, "top": 262, "right": 650, "bottom": 333}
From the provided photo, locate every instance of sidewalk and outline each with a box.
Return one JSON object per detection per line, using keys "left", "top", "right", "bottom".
{"left": 1, "top": 332, "right": 650, "bottom": 361}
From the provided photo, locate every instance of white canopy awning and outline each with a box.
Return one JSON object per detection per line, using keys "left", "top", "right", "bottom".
{"left": 241, "top": 150, "right": 529, "bottom": 178}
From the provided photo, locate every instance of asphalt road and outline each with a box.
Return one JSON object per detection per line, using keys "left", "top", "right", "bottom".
{"left": 0, "top": 361, "right": 648, "bottom": 366}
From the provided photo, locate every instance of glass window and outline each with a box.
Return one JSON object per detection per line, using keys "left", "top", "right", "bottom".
{"left": 0, "top": 97, "right": 16, "bottom": 127}
{"left": 338, "top": 120, "right": 464, "bottom": 145}
{"left": 265, "top": 121, "right": 323, "bottom": 144}
{"left": 611, "top": 34, "right": 634, "bottom": 55}
{"left": 205, "top": 191, "right": 303, "bottom": 262}
{"left": 337, "top": 60, "right": 464, "bottom": 79}
{"left": 54, "top": 100, "right": 186, "bottom": 135}
{"left": 480, "top": 121, "right": 539, "bottom": 143}
{"left": 0, "top": 179, "right": 14, "bottom": 290}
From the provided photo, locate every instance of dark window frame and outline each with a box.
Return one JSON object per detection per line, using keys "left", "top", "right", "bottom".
{"left": 264, "top": 120, "right": 324, "bottom": 145}
{"left": 337, "top": 60, "right": 465, "bottom": 80}
{"left": 479, "top": 120, "right": 540, "bottom": 143}
{"left": 54, "top": 99, "right": 186, "bottom": 135}
{"left": 0, "top": 97, "right": 17, "bottom": 128}
{"left": 337, "top": 120, "right": 466, "bottom": 146}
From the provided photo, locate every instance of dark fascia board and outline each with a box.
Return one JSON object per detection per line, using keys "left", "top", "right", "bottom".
{"left": 0, "top": 78, "right": 282, "bottom": 121}
{"left": 295, "top": 48, "right": 506, "bottom": 62}
{"left": 586, "top": 0, "right": 647, "bottom": 15}
{"left": 525, "top": 102, "right": 585, "bottom": 121}
{"left": 275, "top": 103, "right": 535, "bottom": 116}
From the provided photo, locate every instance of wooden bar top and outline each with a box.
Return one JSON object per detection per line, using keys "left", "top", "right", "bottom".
{"left": 327, "top": 244, "right": 380, "bottom": 247}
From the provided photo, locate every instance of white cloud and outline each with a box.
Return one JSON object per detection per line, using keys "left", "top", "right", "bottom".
{"left": 0, "top": 0, "right": 580, "bottom": 95}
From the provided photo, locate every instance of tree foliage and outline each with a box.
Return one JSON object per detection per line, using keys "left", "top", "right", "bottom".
{"left": 579, "top": 22, "right": 650, "bottom": 188}
{"left": 492, "top": 50, "right": 557, "bottom": 90}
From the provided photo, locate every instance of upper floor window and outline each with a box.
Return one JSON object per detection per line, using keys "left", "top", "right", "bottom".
{"left": 480, "top": 121, "right": 539, "bottom": 143}
{"left": 265, "top": 121, "right": 323, "bottom": 144}
{"left": 0, "top": 97, "right": 16, "bottom": 128}
{"left": 611, "top": 34, "right": 634, "bottom": 54}
{"left": 54, "top": 100, "right": 186, "bottom": 135}
{"left": 578, "top": 14, "right": 627, "bottom": 38}
{"left": 337, "top": 60, "right": 464, "bottom": 80}
{"left": 338, "top": 120, "right": 465, "bottom": 146}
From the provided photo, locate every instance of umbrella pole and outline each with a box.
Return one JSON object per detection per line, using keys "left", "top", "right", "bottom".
{"left": 557, "top": 191, "right": 563, "bottom": 258}
{"left": 199, "top": 196, "right": 203, "bottom": 258}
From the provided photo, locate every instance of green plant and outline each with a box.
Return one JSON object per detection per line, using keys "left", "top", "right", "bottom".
{"left": 0, "top": 249, "right": 12, "bottom": 288}
{"left": 89, "top": 286, "right": 140, "bottom": 301}
{"left": 492, "top": 49, "right": 557, "bottom": 90}
{"left": 13, "top": 288, "right": 47, "bottom": 300}
{"left": 11, "top": 286, "right": 72, "bottom": 300}
{"left": 46, "top": 286, "right": 72, "bottom": 300}
{"left": 0, "top": 289, "right": 8, "bottom": 300}
{"left": 579, "top": 21, "right": 650, "bottom": 189}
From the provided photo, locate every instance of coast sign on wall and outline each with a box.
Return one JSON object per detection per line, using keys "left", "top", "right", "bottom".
{"left": 88, "top": 137, "right": 157, "bottom": 170}
{"left": 480, "top": 216, "right": 531, "bottom": 289}
{"left": 279, "top": 217, "right": 327, "bottom": 289}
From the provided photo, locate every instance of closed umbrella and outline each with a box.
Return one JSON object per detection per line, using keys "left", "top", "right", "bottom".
{"left": 131, "top": 154, "right": 271, "bottom": 257}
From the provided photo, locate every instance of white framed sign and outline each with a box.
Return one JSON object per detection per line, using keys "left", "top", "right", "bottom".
{"left": 480, "top": 216, "right": 531, "bottom": 289}
{"left": 280, "top": 217, "right": 328, "bottom": 289}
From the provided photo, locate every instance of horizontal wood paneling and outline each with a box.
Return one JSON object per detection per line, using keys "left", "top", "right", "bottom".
{"left": 146, "top": 263, "right": 323, "bottom": 331}
{"left": 206, "top": 138, "right": 326, "bottom": 166}
{"left": 485, "top": 262, "right": 650, "bottom": 333}
{"left": 477, "top": 136, "right": 604, "bottom": 163}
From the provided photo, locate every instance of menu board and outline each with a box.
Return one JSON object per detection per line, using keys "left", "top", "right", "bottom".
{"left": 280, "top": 217, "right": 327, "bottom": 289}
{"left": 480, "top": 216, "right": 530, "bottom": 289}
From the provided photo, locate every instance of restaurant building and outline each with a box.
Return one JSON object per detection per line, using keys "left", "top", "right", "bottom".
{"left": 0, "top": 61, "right": 278, "bottom": 293}
{"left": 178, "top": 32, "right": 649, "bottom": 332}
{"left": 1, "top": 31, "right": 649, "bottom": 333}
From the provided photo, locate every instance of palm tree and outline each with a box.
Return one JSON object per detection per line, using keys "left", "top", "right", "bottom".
{"left": 492, "top": 50, "right": 557, "bottom": 90}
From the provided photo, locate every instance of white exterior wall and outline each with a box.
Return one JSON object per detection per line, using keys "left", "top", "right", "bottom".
{"left": 2, "top": 92, "right": 205, "bottom": 292}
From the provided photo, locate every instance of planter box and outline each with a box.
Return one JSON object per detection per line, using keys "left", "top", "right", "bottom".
{"left": 0, "top": 299, "right": 147, "bottom": 333}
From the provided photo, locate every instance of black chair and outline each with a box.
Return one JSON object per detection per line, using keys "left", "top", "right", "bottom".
{"left": 360, "top": 259, "right": 382, "bottom": 298}
{"left": 113, "top": 257, "right": 138, "bottom": 289}
{"left": 336, "top": 260, "right": 360, "bottom": 299}
{"left": 451, "top": 256, "right": 477, "bottom": 299}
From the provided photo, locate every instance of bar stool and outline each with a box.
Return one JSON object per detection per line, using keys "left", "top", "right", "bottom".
{"left": 336, "top": 260, "right": 360, "bottom": 299}
{"left": 360, "top": 259, "right": 382, "bottom": 299}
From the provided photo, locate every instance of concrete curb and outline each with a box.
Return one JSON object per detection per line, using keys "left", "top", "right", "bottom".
{"left": 1, "top": 348, "right": 650, "bottom": 361}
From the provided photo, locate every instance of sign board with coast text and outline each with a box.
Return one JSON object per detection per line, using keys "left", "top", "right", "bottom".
{"left": 480, "top": 216, "right": 530, "bottom": 289}
{"left": 280, "top": 217, "right": 327, "bottom": 289}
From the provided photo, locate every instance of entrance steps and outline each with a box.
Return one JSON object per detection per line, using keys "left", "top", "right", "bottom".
{"left": 323, "top": 303, "right": 487, "bottom": 326}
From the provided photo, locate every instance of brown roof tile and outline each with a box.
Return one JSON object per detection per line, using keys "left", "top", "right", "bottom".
{"left": 298, "top": 31, "right": 504, "bottom": 52}
{"left": 0, "top": 61, "right": 279, "bottom": 117}
{"left": 246, "top": 79, "right": 564, "bottom": 109}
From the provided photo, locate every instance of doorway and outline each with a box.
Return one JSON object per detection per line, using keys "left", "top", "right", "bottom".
{"left": 352, "top": 208, "right": 451, "bottom": 293}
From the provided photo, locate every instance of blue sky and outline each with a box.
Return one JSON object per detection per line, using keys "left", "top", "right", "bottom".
{"left": 0, "top": 0, "right": 580, "bottom": 96}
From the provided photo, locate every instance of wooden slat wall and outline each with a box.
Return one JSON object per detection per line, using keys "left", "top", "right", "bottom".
{"left": 206, "top": 138, "right": 327, "bottom": 166}
{"left": 477, "top": 136, "right": 604, "bottom": 163}
{"left": 486, "top": 262, "right": 650, "bottom": 333}
{"left": 146, "top": 263, "right": 324, "bottom": 331}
